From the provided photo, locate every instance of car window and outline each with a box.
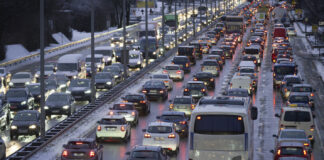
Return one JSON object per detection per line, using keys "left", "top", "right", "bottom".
{"left": 144, "top": 81, "right": 164, "bottom": 88}
{"left": 96, "top": 73, "right": 113, "bottom": 79}
{"left": 147, "top": 126, "right": 172, "bottom": 133}
{"left": 67, "top": 141, "right": 91, "bottom": 149}
{"left": 289, "top": 96, "right": 309, "bottom": 103}
{"left": 280, "top": 131, "right": 306, "bottom": 139}
{"left": 187, "top": 83, "right": 205, "bottom": 89}
{"left": 98, "top": 118, "right": 126, "bottom": 125}
{"left": 13, "top": 74, "right": 30, "bottom": 79}
{"left": 47, "top": 94, "right": 69, "bottom": 102}
{"left": 131, "top": 151, "right": 159, "bottom": 158}
{"left": 283, "top": 111, "right": 311, "bottom": 122}
{"left": 292, "top": 87, "right": 312, "bottom": 92}
{"left": 70, "top": 80, "right": 90, "bottom": 87}
{"left": 125, "top": 95, "right": 144, "bottom": 100}
{"left": 152, "top": 74, "right": 168, "bottom": 79}
{"left": 228, "top": 90, "right": 249, "bottom": 97}
{"left": 112, "top": 104, "right": 134, "bottom": 110}
{"left": 7, "top": 90, "right": 27, "bottom": 98}
{"left": 165, "top": 66, "right": 179, "bottom": 70}
{"left": 280, "top": 147, "right": 304, "bottom": 156}
{"left": 14, "top": 112, "right": 38, "bottom": 121}
{"left": 173, "top": 98, "right": 191, "bottom": 104}
{"left": 202, "top": 61, "right": 218, "bottom": 66}
{"left": 194, "top": 115, "right": 244, "bottom": 134}
{"left": 160, "top": 115, "right": 185, "bottom": 121}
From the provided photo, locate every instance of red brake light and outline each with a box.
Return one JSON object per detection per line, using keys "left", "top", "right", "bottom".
{"left": 131, "top": 111, "right": 135, "bottom": 116}
{"left": 193, "top": 78, "right": 197, "bottom": 81}
{"left": 120, "top": 103, "right": 125, "bottom": 107}
{"left": 144, "top": 133, "right": 151, "bottom": 138}
{"left": 97, "top": 125, "right": 101, "bottom": 131}
{"left": 179, "top": 121, "right": 186, "bottom": 125}
{"left": 159, "top": 90, "right": 164, "bottom": 94}
{"left": 164, "top": 80, "right": 169, "bottom": 83}
{"left": 163, "top": 70, "right": 168, "bottom": 74}
{"left": 76, "top": 142, "right": 83, "bottom": 145}
{"left": 277, "top": 149, "right": 281, "bottom": 155}
{"left": 169, "top": 104, "right": 174, "bottom": 109}
{"left": 89, "top": 150, "right": 95, "bottom": 158}
{"left": 140, "top": 100, "right": 146, "bottom": 104}
{"left": 109, "top": 111, "right": 114, "bottom": 115}
{"left": 186, "top": 63, "right": 189, "bottom": 67}
{"left": 210, "top": 78, "right": 214, "bottom": 82}
{"left": 121, "top": 126, "right": 125, "bottom": 132}
{"left": 310, "top": 93, "right": 314, "bottom": 97}
{"left": 62, "top": 150, "right": 68, "bottom": 157}
{"left": 168, "top": 133, "right": 176, "bottom": 138}
{"left": 176, "top": 70, "right": 181, "bottom": 74}
{"left": 303, "top": 149, "right": 307, "bottom": 156}
{"left": 142, "top": 90, "right": 147, "bottom": 93}
{"left": 184, "top": 88, "right": 188, "bottom": 92}
{"left": 201, "top": 88, "right": 206, "bottom": 92}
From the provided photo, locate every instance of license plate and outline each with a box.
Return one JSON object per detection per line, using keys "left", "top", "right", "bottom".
{"left": 19, "top": 129, "right": 28, "bottom": 133}
{"left": 106, "top": 127, "right": 116, "bottom": 131}
{"left": 285, "top": 126, "right": 296, "bottom": 129}
{"left": 97, "top": 85, "right": 105, "bottom": 88}
{"left": 150, "top": 90, "right": 157, "bottom": 93}
{"left": 73, "top": 153, "right": 84, "bottom": 156}
{"left": 177, "top": 105, "right": 187, "bottom": 109}
{"left": 52, "top": 110, "right": 60, "bottom": 113}
{"left": 154, "top": 137, "right": 164, "bottom": 141}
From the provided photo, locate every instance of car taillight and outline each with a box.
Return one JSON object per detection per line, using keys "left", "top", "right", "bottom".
{"left": 176, "top": 70, "right": 181, "bottom": 74}
{"left": 62, "top": 150, "right": 68, "bottom": 157}
{"left": 186, "top": 63, "right": 189, "bottom": 67}
{"left": 121, "top": 126, "right": 125, "bottom": 132}
{"left": 303, "top": 143, "right": 309, "bottom": 147}
{"left": 179, "top": 121, "right": 186, "bottom": 125}
{"left": 140, "top": 100, "right": 146, "bottom": 104}
{"left": 201, "top": 88, "right": 206, "bottom": 92}
{"left": 310, "top": 125, "right": 315, "bottom": 132}
{"left": 193, "top": 78, "right": 197, "bottom": 81}
{"left": 142, "top": 90, "right": 147, "bottom": 93}
{"left": 254, "top": 73, "right": 257, "bottom": 76}
{"left": 184, "top": 88, "right": 189, "bottom": 92}
{"left": 97, "top": 125, "right": 101, "bottom": 131}
{"left": 201, "top": 66, "right": 204, "bottom": 70}
{"left": 280, "top": 124, "right": 284, "bottom": 130}
{"left": 310, "top": 93, "right": 314, "bottom": 97}
{"left": 122, "top": 100, "right": 128, "bottom": 103}
{"left": 303, "top": 149, "right": 307, "bottom": 156}
{"left": 109, "top": 111, "right": 114, "bottom": 115}
{"left": 168, "top": 133, "right": 176, "bottom": 138}
{"left": 144, "top": 133, "right": 151, "bottom": 138}
{"left": 131, "top": 111, "right": 135, "bottom": 116}
{"left": 281, "top": 81, "right": 285, "bottom": 85}
{"left": 159, "top": 90, "right": 164, "bottom": 94}
{"left": 191, "top": 104, "right": 195, "bottom": 110}
{"left": 164, "top": 80, "right": 169, "bottom": 83}
{"left": 163, "top": 70, "right": 168, "bottom": 74}
{"left": 89, "top": 150, "right": 95, "bottom": 158}
{"left": 273, "top": 73, "right": 276, "bottom": 77}
{"left": 210, "top": 78, "right": 214, "bottom": 82}
{"left": 237, "top": 72, "right": 241, "bottom": 76}
{"left": 284, "top": 88, "right": 288, "bottom": 92}
{"left": 277, "top": 149, "right": 281, "bottom": 155}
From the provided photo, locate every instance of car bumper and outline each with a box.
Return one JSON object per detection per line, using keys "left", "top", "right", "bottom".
{"left": 95, "top": 83, "right": 113, "bottom": 89}
{"left": 96, "top": 131, "right": 127, "bottom": 139}
{"left": 10, "top": 128, "right": 39, "bottom": 136}
{"left": 142, "top": 139, "right": 178, "bottom": 151}
{"left": 45, "top": 108, "right": 70, "bottom": 115}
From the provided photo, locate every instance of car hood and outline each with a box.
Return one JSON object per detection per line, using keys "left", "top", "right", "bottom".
{"left": 69, "top": 87, "right": 89, "bottom": 92}
{"left": 7, "top": 97, "right": 27, "bottom": 103}
{"left": 95, "top": 79, "right": 112, "bottom": 83}
{"left": 46, "top": 101, "right": 69, "bottom": 107}
{"left": 11, "top": 79, "right": 30, "bottom": 83}
{"left": 12, "top": 120, "right": 38, "bottom": 127}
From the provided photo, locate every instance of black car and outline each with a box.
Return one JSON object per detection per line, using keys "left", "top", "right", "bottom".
{"left": 26, "top": 83, "right": 41, "bottom": 105}
{"left": 6, "top": 88, "right": 34, "bottom": 113}
{"left": 248, "top": 36, "right": 264, "bottom": 47}
{"left": 220, "top": 44, "right": 233, "bottom": 58}
{"left": 183, "top": 81, "right": 207, "bottom": 100}
{"left": 156, "top": 111, "right": 188, "bottom": 137}
{"left": 126, "top": 145, "right": 168, "bottom": 160}
{"left": 45, "top": 79, "right": 59, "bottom": 92}
{"left": 121, "top": 94, "right": 150, "bottom": 115}
{"left": 142, "top": 80, "right": 168, "bottom": 100}
{"left": 103, "top": 66, "right": 124, "bottom": 83}
{"left": 67, "top": 79, "right": 92, "bottom": 102}
{"left": 45, "top": 93, "right": 74, "bottom": 117}
{"left": 171, "top": 56, "right": 191, "bottom": 73}
{"left": 61, "top": 138, "right": 103, "bottom": 160}
{"left": 209, "top": 48, "right": 226, "bottom": 64}
{"left": 48, "top": 73, "right": 70, "bottom": 92}
{"left": 95, "top": 72, "right": 115, "bottom": 90}
{"left": 177, "top": 46, "right": 196, "bottom": 65}
{"left": 193, "top": 72, "right": 215, "bottom": 89}
{"left": 10, "top": 110, "right": 40, "bottom": 140}
{"left": 242, "top": 55, "right": 258, "bottom": 65}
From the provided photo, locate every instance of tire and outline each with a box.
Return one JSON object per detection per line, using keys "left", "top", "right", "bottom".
{"left": 10, "top": 134, "right": 17, "bottom": 140}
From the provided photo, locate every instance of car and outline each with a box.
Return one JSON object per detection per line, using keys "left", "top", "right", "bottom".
{"left": 193, "top": 72, "right": 215, "bottom": 89}
{"left": 108, "top": 103, "right": 139, "bottom": 126}
{"left": 287, "top": 27, "right": 297, "bottom": 36}
{"left": 177, "top": 46, "right": 196, "bottom": 65}
{"left": 247, "top": 36, "right": 264, "bottom": 47}
{"left": 162, "top": 65, "right": 184, "bottom": 81}
{"left": 201, "top": 60, "right": 221, "bottom": 76}
{"left": 206, "top": 55, "right": 224, "bottom": 68}
{"left": 0, "top": 99, "right": 10, "bottom": 130}
{"left": 156, "top": 111, "right": 188, "bottom": 137}
{"left": 243, "top": 45, "right": 262, "bottom": 65}
{"left": 26, "top": 83, "right": 41, "bottom": 105}
{"left": 242, "top": 55, "right": 258, "bottom": 65}
{"left": 67, "top": 79, "right": 92, "bottom": 102}
{"left": 103, "top": 66, "right": 124, "bottom": 83}
{"left": 0, "top": 137, "right": 5, "bottom": 159}
{"left": 34, "top": 64, "right": 56, "bottom": 82}
{"left": 225, "top": 88, "right": 250, "bottom": 98}
{"left": 272, "top": 141, "right": 311, "bottom": 160}
{"left": 61, "top": 138, "right": 103, "bottom": 160}
{"left": 171, "top": 56, "right": 191, "bottom": 73}
{"left": 287, "top": 92, "right": 313, "bottom": 109}
{"left": 48, "top": 73, "right": 70, "bottom": 92}
{"left": 9, "top": 72, "right": 33, "bottom": 88}
{"left": 274, "top": 129, "right": 311, "bottom": 150}
{"left": 126, "top": 145, "right": 169, "bottom": 160}
{"left": 290, "top": 84, "right": 315, "bottom": 105}
{"left": 219, "top": 44, "right": 233, "bottom": 58}
{"left": 10, "top": 110, "right": 40, "bottom": 140}
{"left": 110, "top": 33, "right": 123, "bottom": 44}
{"left": 95, "top": 72, "right": 115, "bottom": 90}
{"left": 128, "top": 50, "right": 143, "bottom": 69}
{"left": 230, "top": 75, "right": 253, "bottom": 95}
{"left": 169, "top": 96, "right": 195, "bottom": 116}
{"left": 45, "top": 79, "right": 59, "bottom": 93}
{"left": 95, "top": 115, "right": 131, "bottom": 143}
{"left": 280, "top": 75, "right": 303, "bottom": 99}
{"left": 85, "top": 54, "right": 105, "bottom": 72}
{"left": 150, "top": 74, "right": 173, "bottom": 90}
{"left": 237, "top": 67, "right": 258, "bottom": 89}
{"left": 183, "top": 81, "right": 207, "bottom": 100}
{"left": 111, "top": 62, "right": 129, "bottom": 77}
{"left": 142, "top": 122, "right": 180, "bottom": 153}
{"left": 94, "top": 46, "right": 115, "bottom": 65}
{"left": 6, "top": 88, "right": 35, "bottom": 118}
{"left": 273, "top": 62, "right": 298, "bottom": 88}
{"left": 45, "top": 93, "right": 74, "bottom": 117}
{"left": 121, "top": 94, "right": 150, "bottom": 115}
{"left": 142, "top": 80, "right": 168, "bottom": 100}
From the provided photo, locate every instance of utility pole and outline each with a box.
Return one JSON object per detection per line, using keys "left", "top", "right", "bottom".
{"left": 90, "top": 0, "right": 95, "bottom": 104}
{"left": 193, "top": 0, "right": 196, "bottom": 36}
{"left": 162, "top": 0, "right": 165, "bottom": 56}
{"left": 145, "top": 0, "right": 148, "bottom": 66}
{"left": 122, "top": 0, "right": 127, "bottom": 78}
{"left": 40, "top": 0, "right": 45, "bottom": 139}
{"left": 205, "top": 0, "right": 208, "bottom": 25}
{"left": 185, "top": 0, "right": 188, "bottom": 39}
{"left": 174, "top": 0, "right": 178, "bottom": 49}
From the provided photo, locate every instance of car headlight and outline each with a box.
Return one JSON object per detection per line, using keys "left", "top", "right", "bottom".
{"left": 11, "top": 125, "right": 17, "bottom": 130}
{"left": 73, "top": 76, "right": 77, "bottom": 79}
{"left": 25, "top": 82, "right": 30, "bottom": 85}
{"left": 106, "top": 82, "right": 112, "bottom": 85}
{"left": 153, "top": 52, "right": 156, "bottom": 55}
{"left": 9, "top": 82, "right": 13, "bottom": 86}
{"left": 114, "top": 75, "right": 118, "bottom": 78}
{"left": 107, "top": 57, "right": 112, "bottom": 61}
{"left": 62, "top": 105, "right": 70, "bottom": 110}
{"left": 35, "top": 74, "right": 39, "bottom": 77}
{"left": 137, "top": 61, "right": 141, "bottom": 65}
{"left": 21, "top": 101, "right": 27, "bottom": 105}
{"left": 44, "top": 106, "right": 49, "bottom": 110}
{"left": 60, "top": 84, "right": 66, "bottom": 88}
{"left": 29, "top": 124, "right": 37, "bottom": 129}
{"left": 111, "top": 43, "right": 115, "bottom": 47}
{"left": 85, "top": 89, "right": 91, "bottom": 94}
{"left": 66, "top": 90, "right": 71, "bottom": 94}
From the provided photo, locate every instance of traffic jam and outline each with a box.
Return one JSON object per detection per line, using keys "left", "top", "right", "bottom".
{"left": 1, "top": 0, "right": 323, "bottom": 160}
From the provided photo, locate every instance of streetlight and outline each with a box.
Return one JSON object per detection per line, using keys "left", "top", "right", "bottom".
{"left": 90, "top": 0, "right": 95, "bottom": 104}
{"left": 162, "top": 0, "right": 165, "bottom": 56}
{"left": 122, "top": 0, "right": 127, "bottom": 79}
{"left": 40, "top": 0, "right": 45, "bottom": 139}
{"left": 145, "top": 0, "right": 148, "bottom": 66}
{"left": 193, "top": 0, "right": 196, "bottom": 36}
{"left": 174, "top": 0, "right": 178, "bottom": 49}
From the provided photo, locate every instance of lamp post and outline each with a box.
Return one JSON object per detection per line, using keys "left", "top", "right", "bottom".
{"left": 174, "top": 0, "right": 178, "bottom": 49}
{"left": 162, "top": 0, "right": 165, "bottom": 56}
{"left": 122, "top": 0, "right": 127, "bottom": 79}
{"left": 90, "top": 0, "right": 95, "bottom": 104}
{"left": 145, "top": 0, "right": 148, "bottom": 66}
{"left": 40, "top": 0, "right": 45, "bottom": 139}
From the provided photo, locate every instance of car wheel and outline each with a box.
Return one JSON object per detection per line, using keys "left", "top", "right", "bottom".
{"left": 10, "top": 134, "right": 17, "bottom": 140}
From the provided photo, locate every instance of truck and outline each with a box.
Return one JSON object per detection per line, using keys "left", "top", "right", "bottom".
{"left": 225, "top": 16, "right": 245, "bottom": 34}
{"left": 255, "top": 6, "right": 268, "bottom": 24}
{"left": 138, "top": 21, "right": 159, "bottom": 40}
{"left": 164, "top": 14, "right": 179, "bottom": 29}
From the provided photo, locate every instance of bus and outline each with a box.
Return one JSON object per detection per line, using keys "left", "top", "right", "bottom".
{"left": 189, "top": 96, "right": 257, "bottom": 160}
{"left": 225, "top": 16, "right": 245, "bottom": 34}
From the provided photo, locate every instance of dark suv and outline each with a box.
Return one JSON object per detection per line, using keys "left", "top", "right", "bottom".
{"left": 10, "top": 110, "right": 40, "bottom": 140}
{"left": 177, "top": 46, "right": 196, "bottom": 65}
{"left": 67, "top": 79, "right": 92, "bottom": 102}
{"left": 6, "top": 88, "right": 34, "bottom": 115}
{"left": 171, "top": 56, "right": 191, "bottom": 73}
{"left": 121, "top": 94, "right": 150, "bottom": 115}
{"left": 61, "top": 138, "right": 103, "bottom": 160}
{"left": 126, "top": 145, "right": 168, "bottom": 160}
{"left": 45, "top": 93, "right": 74, "bottom": 117}
{"left": 142, "top": 80, "right": 168, "bottom": 100}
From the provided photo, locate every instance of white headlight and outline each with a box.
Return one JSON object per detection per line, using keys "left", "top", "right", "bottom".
{"left": 106, "top": 82, "right": 112, "bottom": 85}
{"left": 62, "top": 105, "right": 70, "bottom": 109}
{"left": 114, "top": 75, "right": 118, "bottom": 78}
{"left": 29, "top": 125, "right": 37, "bottom": 129}
{"left": 44, "top": 106, "right": 49, "bottom": 110}
{"left": 21, "top": 101, "right": 27, "bottom": 105}
{"left": 153, "top": 52, "right": 156, "bottom": 55}
{"left": 66, "top": 90, "right": 71, "bottom": 94}
{"left": 25, "top": 82, "right": 30, "bottom": 85}
{"left": 137, "top": 61, "right": 141, "bottom": 65}
{"left": 85, "top": 89, "right": 91, "bottom": 94}
{"left": 35, "top": 74, "right": 39, "bottom": 77}
{"left": 9, "top": 82, "right": 13, "bottom": 86}
{"left": 107, "top": 57, "right": 112, "bottom": 61}
{"left": 11, "top": 125, "right": 17, "bottom": 130}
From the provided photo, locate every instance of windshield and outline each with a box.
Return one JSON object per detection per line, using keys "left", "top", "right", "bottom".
{"left": 283, "top": 111, "right": 311, "bottom": 122}
{"left": 7, "top": 90, "right": 27, "bottom": 98}
{"left": 274, "top": 66, "right": 296, "bottom": 75}
{"left": 129, "top": 54, "right": 140, "bottom": 59}
{"left": 98, "top": 118, "right": 126, "bottom": 125}
{"left": 194, "top": 115, "right": 244, "bottom": 134}
{"left": 104, "top": 66, "right": 120, "bottom": 73}
{"left": 244, "top": 48, "right": 259, "bottom": 54}
{"left": 14, "top": 112, "right": 37, "bottom": 121}
{"left": 173, "top": 57, "right": 188, "bottom": 62}
{"left": 196, "top": 72, "right": 211, "bottom": 78}
{"left": 125, "top": 95, "right": 144, "bottom": 100}
{"left": 27, "top": 85, "right": 40, "bottom": 93}
{"left": 286, "top": 78, "right": 301, "bottom": 86}
{"left": 112, "top": 104, "right": 134, "bottom": 110}
{"left": 95, "top": 50, "right": 113, "bottom": 56}
{"left": 131, "top": 151, "right": 158, "bottom": 158}
{"left": 160, "top": 115, "right": 185, "bottom": 121}
{"left": 96, "top": 73, "right": 113, "bottom": 79}
{"left": 147, "top": 126, "right": 172, "bottom": 133}
{"left": 57, "top": 63, "right": 78, "bottom": 71}
{"left": 178, "top": 47, "right": 194, "bottom": 55}
{"left": 174, "top": 98, "right": 191, "bottom": 104}
{"left": 187, "top": 83, "right": 205, "bottom": 89}
{"left": 289, "top": 96, "right": 309, "bottom": 103}
{"left": 13, "top": 73, "right": 30, "bottom": 79}
{"left": 280, "top": 131, "right": 306, "bottom": 139}
{"left": 70, "top": 80, "right": 89, "bottom": 87}
{"left": 202, "top": 61, "right": 218, "bottom": 66}
{"left": 292, "top": 87, "right": 312, "bottom": 92}
{"left": 86, "top": 57, "right": 102, "bottom": 63}
{"left": 280, "top": 147, "right": 304, "bottom": 156}
{"left": 152, "top": 74, "right": 168, "bottom": 79}
{"left": 165, "top": 66, "right": 179, "bottom": 70}
{"left": 47, "top": 94, "right": 69, "bottom": 102}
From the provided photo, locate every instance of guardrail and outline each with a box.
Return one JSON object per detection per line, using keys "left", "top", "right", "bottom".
{"left": 5, "top": 13, "right": 215, "bottom": 160}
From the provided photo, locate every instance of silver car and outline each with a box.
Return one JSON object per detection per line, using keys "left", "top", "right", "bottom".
{"left": 150, "top": 74, "right": 173, "bottom": 90}
{"left": 169, "top": 96, "right": 195, "bottom": 116}
{"left": 108, "top": 103, "right": 139, "bottom": 126}
{"left": 9, "top": 72, "right": 33, "bottom": 88}
{"left": 275, "top": 129, "right": 311, "bottom": 150}
{"left": 162, "top": 65, "right": 184, "bottom": 80}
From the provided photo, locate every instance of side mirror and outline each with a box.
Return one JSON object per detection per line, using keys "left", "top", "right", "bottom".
{"left": 63, "top": 144, "right": 67, "bottom": 148}
{"left": 272, "top": 134, "right": 278, "bottom": 138}
{"left": 251, "top": 106, "right": 258, "bottom": 120}
{"left": 156, "top": 116, "right": 160, "bottom": 119}
{"left": 125, "top": 151, "right": 130, "bottom": 155}
{"left": 275, "top": 113, "right": 280, "bottom": 117}
{"left": 142, "top": 129, "right": 147, "bottom": 132}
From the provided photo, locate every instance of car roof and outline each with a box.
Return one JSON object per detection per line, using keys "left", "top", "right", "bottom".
{"left": 289, "top": 92, "right": 310, "bottom": 96}
{"left": 174, "top": 95, "right": 192, "bottom": 99}
{"left": 86, "top": 54, "right": 103, "bottom": 58}
{"left": 16, "top": 110, "right": 39, "bottom": 114}
{"left": 292, "top": 84, "right": 312, "bottom": 88}
{"left": 95, "top": 46, "right": 113, "bottom": 50}
{"left": 278, "top": 141, "right": 304, "bottom": 147}
{"left": 283, "top": 75, "right": 300, "bottom": 79}
{"left": 187, "top": 81, "right": 204, "bottom": 84}
{"left": 14, "top": 72, "right": 31, "bottom": 75}
{"left": 68, "top": 138, "right": 95, "bottom": 143}
{"left": 101, "top": 115, "right": 125, "bottom": 119}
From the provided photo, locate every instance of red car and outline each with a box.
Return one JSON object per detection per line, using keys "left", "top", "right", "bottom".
{"left": 272, "top": 142, "right": 311, "bottom": 160}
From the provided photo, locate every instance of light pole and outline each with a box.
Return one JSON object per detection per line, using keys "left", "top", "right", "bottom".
{"left": 90, "top": 0, "right": 95, "bottom": 104}
{"left": 145, "top": 0, "right": 148, "bottom": 66}
{"left": 40, "top": 0, "right": 45, "bottom": 139}
{"left": 162, "top": 0, "right": 165, "bottom": 56}
{"left": 185, "top": 0, "right": 188, "bottom": 38}
{"left": 174, "top": 0, "right": 178, "bottom": 49}
{"left": 122, "top": 0, "right": 127, "bottom": 78}
{"left": 193, "top": 0, "right": 196, "bottom": 36}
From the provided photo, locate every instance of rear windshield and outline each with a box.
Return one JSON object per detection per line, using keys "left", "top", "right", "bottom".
{"left": 165, "top": 66, "right": 179, "bottom": 70}
{"left": 152, "top": 74, "right": 168, "bottom": 79}
{"left": 280, "top": 131, "right": 306, "bottom": 139}
{"left": 202, "top": 61, "right": 219, "bottom": 66}
{"left": 125, "top": 95, "right": 144, "bottom": 100}
{"left": 280, "top": 147, "right": 304, "bottom": 156}
{"left": 240, "top": 68, "right": 254, "bottom": 73}
{"left": 173, "top": 98, "right": 191, "bottom": 104}
{"left": 244, "top": 48, "right": 259, "bottom": 54}
{"left": 98, "top": 118, "right": 126, "bottom": 125}
{"left": 112, "top": 104, "right": 134, "bottom": 110}
{"left": 292, "top": 87, "right": 312, "bottom": 92}
{"left": 147, "top": 126, "right": 172, "bottom": 133}
{"left": 67, "top": 141, "right": 91, "bottom": 149}
{"left": 178, "top": 47, "right": 194, "bottom": 55}
{"left": 173, "top": 57, "right": 188, "bottom": 62}
{"left": 194, "top": 115, "right": 244, "bottom": 134}
{"left": 274, "top": 66, "right": 296, "bottom": 75}
{"left": 187, "top": 83, "right": 205, "bottom": 89}
{"left": 160, "top": 115, "right": 185, "bottom": 121}
{"left": 131, "top": 151, "right": 158, "bottom": 158}
{"left": 195, "top": 72, "right": 212, "bottom": 78}
{"left": 228, "top": 90, "right": 249, "bottom": 97}
{"left": 289, "top": 96, "right": 309, "bottom": 103}
{"left": 283, "top": 111, "right": 311, "bottom": 122}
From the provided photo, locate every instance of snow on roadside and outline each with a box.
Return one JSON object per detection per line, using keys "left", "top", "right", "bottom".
{"left": 4, "top": 44, "right": 30, "bottom": 62}
{"left": 52, "top": 32, "right": 70, "bottom": 44}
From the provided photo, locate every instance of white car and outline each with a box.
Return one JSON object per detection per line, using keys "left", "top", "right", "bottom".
{"left": 9, "top": 72, "right": 33, "bottom": 88}
{"left": 230, "top": 75, "right": 253, "bottom": 95}
{"left": 128, "top": 50, "right": 143, "bottom": 69}
{"left": 287, "top": 27, "right": 297, "bottom": 36}
{"left": 95, "top": 115, "right": 131, "bottom": 143}
{"left": 142, "top": 122, "right": 180, "bottom": 153}
{"left": 108, "top": 103, "right": 139, "bottom": 126}
{"left": 162, "top": 65, "right": 184, "bottom": 81}
{"left": 85, "top": 54, "right": 105, "bottom": 71}
{"left": 150, "top": 74, "right": 173, "bottom": 90}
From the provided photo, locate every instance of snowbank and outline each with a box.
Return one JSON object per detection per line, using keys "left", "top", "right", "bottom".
{"left": 4, "top": 44, "right": 30, "bottom": 62}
